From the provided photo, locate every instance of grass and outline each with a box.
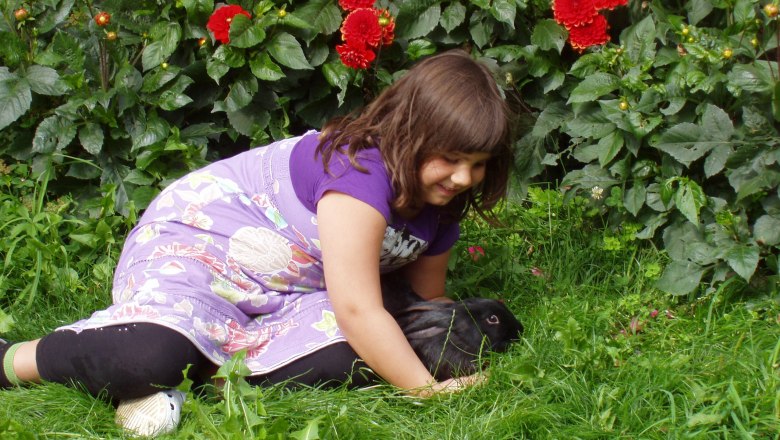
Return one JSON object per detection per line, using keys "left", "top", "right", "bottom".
{"left": 1, "top": 186, "right": 779, "bottom": 439}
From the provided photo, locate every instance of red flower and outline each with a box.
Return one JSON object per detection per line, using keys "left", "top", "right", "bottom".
{"left": 207, "top": 5, "right": 251, "bottom": 44}
{"left": 568, "top": 14, "right": 610, "bottom": 51}
{"left": 341, "top": 8, "right": 383, "bottom": 49}
{"left": 94, "top": 11, "right": 111, "bottom": 27}
{"left": 336, "top": 43, "right": 376, "bottom": 69}
{"left": 376, "top": 9, "right": 395, "bottom": 46}
{"left": 552, "top": 0, "right": 598, "bottom": 29}
{"left": 468, "top": 245, "right": 485, "bottom": 261}
{"left": 593, "top": 0, "right": 628, "bottom": 10}
{"left": 338, "top": 0, "right": 376, "bottom": 11}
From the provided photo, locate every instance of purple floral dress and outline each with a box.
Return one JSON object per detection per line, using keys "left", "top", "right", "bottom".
{"left": 61, "top": 131, "right": 458, "bottom": 374}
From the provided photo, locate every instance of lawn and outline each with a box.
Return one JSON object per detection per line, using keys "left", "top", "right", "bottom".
{"left": 0, "top": 187, "right": 778, "bottom": 439}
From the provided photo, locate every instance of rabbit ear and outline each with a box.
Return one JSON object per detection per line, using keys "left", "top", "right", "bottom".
{"left": 405, "top": 327, "right": 447, "bottom": 339}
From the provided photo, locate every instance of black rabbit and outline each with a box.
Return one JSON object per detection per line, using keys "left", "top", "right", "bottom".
{"left": 381, "top": 273, "right": 523, "bottom": 381}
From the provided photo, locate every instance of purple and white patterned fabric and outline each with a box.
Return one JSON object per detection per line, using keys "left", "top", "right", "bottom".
{"left": 61, "top": 131, "right": 458, "bottom": 374}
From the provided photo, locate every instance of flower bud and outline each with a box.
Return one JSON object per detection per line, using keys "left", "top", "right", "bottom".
{"left": 198, "top": 37, "right": 207, "bottom": 47}
{"left": 722, "top": 48, "right": 733, "bottom": 59}
{"left": 14, "top": 8, "right": 28, "bottom": 21}
{"left": 765, "top": 3, "right": 779, "bottom": 17}
{"left": 106, "top": 31, "right": 117, "bottom": 41}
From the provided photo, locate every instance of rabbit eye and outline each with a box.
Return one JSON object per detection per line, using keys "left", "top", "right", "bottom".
{"left": 486, "top": 314, "right": 500, "bottom": 325}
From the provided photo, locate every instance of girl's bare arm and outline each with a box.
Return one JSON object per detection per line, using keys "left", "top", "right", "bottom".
{"left": 317, "top": 192, "right": 437, "bottom": 391}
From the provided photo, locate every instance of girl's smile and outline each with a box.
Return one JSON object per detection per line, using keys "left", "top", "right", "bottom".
{"left": 419, "top": 152, "right": 491, "bottom": 206}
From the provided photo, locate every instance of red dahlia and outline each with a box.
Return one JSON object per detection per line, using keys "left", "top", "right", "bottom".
{"left": 568, "top": 14, "right": 610, "bottom": 51}
{"left": 338, "top": 0, "right": 376, "bottom": 11}
{"left": 336, "top": 43, "right": 376, "bottom": 69}
{"left": 207, "top": 5, "right": 251, "bottom": 44}
{"left": 552, "top": 0, "right": 598, "bottom": 29}
{"left": 341, "top": 8, "right": 383, "bottom": 49}
{"left": 593, "top": 0, "right": 628, "bottom": 10}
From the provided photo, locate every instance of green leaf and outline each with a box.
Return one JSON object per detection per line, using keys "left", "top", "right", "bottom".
{"left": 687, "top": 0, "right": 713, "bottom": 25}
{"left": 141, "top": 23, "right": 182, "bottom": 71}
{"left": 396, "top": 0, "right": 442, "bottom": 38}
{"left": 407, "top": 39, "right": 437, "bottom": 60}
{"left": 0, "top": 67, "right": 31, "bottom": 131}
{"left": 25, "top": 65, "right": 69, "bottom": 96}
{"left": 322, "top": 60, "right": 351, "bottom": 106}
{"left": 727, "top": 64, "right": 774, "bottom": 94}
{"left": 532, "top": 101, "right": 570, "bottom": 138}
{"left": 250, "top": 52, "right": 285, "bottom": 81}
{"left": 78, "top": 122, "right": 104, "bottom": 155}
{"left": 441, "top": 1, "right": 466, "bottom": 33}
{"left": 655, "top": 261, "right": 706, "bottom": 296}
{"left": 622, "top": 15, "right": 656, "bottom": 63}
{"left": 400, "top": 5, "right": 442, "bottom": 39}
{"left": 228, "top": 14, "right": 266, "bottom": 48}
{"left": 674, "top": 180, "right": 706, "bottom": 225}
{"left": 227, "top": 104, "right": 271, "bottom": 137}
{"left": 725, "top": 245, "right": 759, "bottom": 281}
{"left": 141, "top": 66, "right": 181, "bottom": 93}
{"left": 490, "top": 0, "right": 516, "bottom": 28}
{"left": 734, "top": 0, "right": 756, "bottom": 22}
{"left": 290, "top": 417, "right": 323, "bottom": 440}
{"left": 565, "top": 109, "right": 615, "bottom": 138}
{"left": 652, "top": 123, "right": 712, "bottom": 167}
{"left": 700, "top": 104, "right": 734, "bottom": 142}
{"left": 221, "top": 75, "right": 259, "bottom": 112}
{"left": 124, "top": 169, "right": 155, "bottom": 185}
{"left": 267, "top": 33, "right": 312, "bottom": 70}
{"left": 703, "top": 145, "right": 730, "bottom": 178}
{"left": 560, "top": 164, "right": 620, "bottom": 191}
{"left": 182, "top": 0, "right": 215, "bottom": 22}
{"left": 0, "top": 308, "right": 15, "bottom": 333}
{"left": 295, "top": 0, "right": 342, "bottom": 35}
{"left": 213, "top": 45, "right": 246, "bottom": 68}
{"left": 206, "top": 58, "right": 230, "bottom": 84}
{"left": 129, "top": 113, "right": 170, "bottom": 151}
{"left": 754, "top": 214, "right": 780, "bottom": 246}
{"left": 531, "top": 19, "right": 567, "bottom": 53}
{"left": 33, "top": 115, "right": 77, "bottom": 153}
{"left": 158, "top": 76, "right": 194, "bottom": 111}
{"left": 624, "top": 183, "right": 646, "bottom": 217}
{"left": 567, "top": 73, "right": 620, "bottom": 104}
{"left": 469, "top": 15, "right": 493, "bottom": 48}
{"left": 36, "top": 0, "right": 75, "bottom": 34}
{"left": 597, "top": 131, "right": 624, "bottom": 167}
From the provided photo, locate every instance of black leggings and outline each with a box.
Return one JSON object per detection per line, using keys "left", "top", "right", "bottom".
{"left": 37, "top": 323, "right": 379, "bottom": 400}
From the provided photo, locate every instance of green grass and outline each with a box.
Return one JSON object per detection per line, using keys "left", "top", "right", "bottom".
{"left": 1, "top": 187, "right": 779, "bottom": 439}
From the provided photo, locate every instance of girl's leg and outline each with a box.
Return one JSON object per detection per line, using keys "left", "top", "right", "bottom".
{"left": 2, "top": 323, "right": 208, "bottom": 400}
{"left": 247, "top": 342, "right": 381, "bottom": 388}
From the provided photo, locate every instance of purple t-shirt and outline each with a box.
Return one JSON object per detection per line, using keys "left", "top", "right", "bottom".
{"left": 289, "top": 132, "right": 459, "bottom": 258}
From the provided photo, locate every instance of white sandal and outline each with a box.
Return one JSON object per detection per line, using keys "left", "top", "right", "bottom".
{"left": 115, "top": 389, "right": 186, "bottom": 437}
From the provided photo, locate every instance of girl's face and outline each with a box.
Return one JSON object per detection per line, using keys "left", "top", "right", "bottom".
{"left": 418, "top": 152, "right": 491, "bottom": 206}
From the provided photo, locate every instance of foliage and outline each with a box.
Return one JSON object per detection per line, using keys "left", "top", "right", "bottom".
{"left": 511, "top": 0, "right": 780, "bottom": 296}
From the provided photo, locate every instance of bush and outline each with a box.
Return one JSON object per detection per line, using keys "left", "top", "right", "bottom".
{"left": 2, "top": 0, "right": 779, "bottom": 299}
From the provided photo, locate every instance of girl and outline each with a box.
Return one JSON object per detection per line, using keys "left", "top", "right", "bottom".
{"left": 0, "top": 49, "right": 512, "bottom": 436}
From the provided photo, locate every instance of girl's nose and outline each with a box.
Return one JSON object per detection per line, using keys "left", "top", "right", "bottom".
{"left": 451, "top": 166, "right": 472, "bottom": 187}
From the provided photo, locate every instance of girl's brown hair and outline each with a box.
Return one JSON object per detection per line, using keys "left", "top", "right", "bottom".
{"left": 317, "top": 49, "right": 512, "bottom": 223}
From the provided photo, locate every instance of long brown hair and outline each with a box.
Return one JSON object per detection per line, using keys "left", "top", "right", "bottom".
{"left": 317, "top": 50, "right": 512, "bottom": 223}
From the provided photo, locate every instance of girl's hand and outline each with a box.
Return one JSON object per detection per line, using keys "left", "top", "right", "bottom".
{"left": 411, "top": 372, "right": 487, "bottom": 397}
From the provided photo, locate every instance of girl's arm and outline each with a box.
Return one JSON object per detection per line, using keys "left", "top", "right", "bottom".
{"left": 317, "top": 192, "right": 439, "bottom": 392}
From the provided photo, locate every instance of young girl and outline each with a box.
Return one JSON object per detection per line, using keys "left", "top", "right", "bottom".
{"left": 0, "top": 49, "right": 512, "bottom": 436}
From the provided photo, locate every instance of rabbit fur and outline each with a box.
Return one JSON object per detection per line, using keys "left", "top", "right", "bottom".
{"left": 381, "top": 272, "right": 523, "bottom": 381}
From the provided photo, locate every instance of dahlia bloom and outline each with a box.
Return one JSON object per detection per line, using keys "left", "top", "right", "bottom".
{"left": 207, "top": 5, "right": 251, "bottom": 44}
{"left": 336, "top": 43, "right": 376, "bottom": 69}
{"left": 338, "top": 0, "right": 376, "bottom": 11}
{"left": 340, "top": 8, "right": 383, "bottom": 49}
{"left": 553, "top": 0, "right": 626, "bottom": 51}
{"left": 568, "top": 14, "right": 611, "bottom": 51}
{"left": 553, "top": 0, "right": 597, "bottom": 29}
